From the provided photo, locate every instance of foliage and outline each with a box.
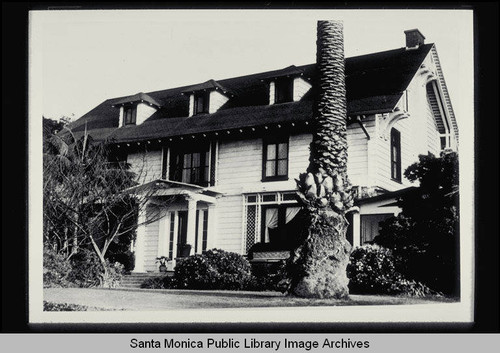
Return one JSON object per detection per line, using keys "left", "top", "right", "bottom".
{"left": 43, "top": 301, "right": 89, "bottom": 311}
{"left": 43, "top": 246, "right": 73, "bottom": 288}
{"left": 43, "top": 129, "right": 171, "bottom": 284}
{"left": 174, "top": 249, "right": 252, "bottom": 290}
{"left": 246, "top": 261, "right": 290, "bottom": 292}
{"left": 106, "top": 250, "right": 135, "bottom": 273}
{"left": 67, "top": 248, "right": 124, "bottom": 288}
{"left": 141, "top": 276, "right": 176, "bottom": 289}
{"left": 373, "top": 151, "right": 460, "bottom": 294}
{"left": 347, "top": 245, "right": 435, "bottom": 297}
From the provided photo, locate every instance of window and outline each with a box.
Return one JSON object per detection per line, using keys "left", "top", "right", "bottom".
{"left": 260, "top": 205, "right": 303, "bottom": 249}
{"left": 169, "top": 144, "right": 210, "bottom": 186}
{"left": 263, "top": 136, "right": 288, "bottom": 181}
{"left": 361, "top": 214, "right": 394, "bottom": 244}
{"left": 274, "top": 78, "right": 293, "bottom": 103}
{"left": 123, "top": 105, "right": 137, "bottom": 125}
{"left": 390, "top": 128, "right": 402, "bottom": 182}
{"left": 194, "top": 91, "right": 209, "bottom": 114}
{"left": 244, "top": 192, "right": 302, "bottom": 253}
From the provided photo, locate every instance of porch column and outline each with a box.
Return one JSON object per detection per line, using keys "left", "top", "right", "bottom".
{"left": 207, "top": 203, "right": 218, "bottom": 249}
{"left": 352, "top": 207, "right": 361, "bottom": 248}
{"left": 133, "top": 205, "right": 146, "bottom": 272}
{"left": 186, "top": 197, "right": 197, "bottom": 256}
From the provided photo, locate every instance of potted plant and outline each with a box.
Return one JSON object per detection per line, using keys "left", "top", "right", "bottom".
{"left": 180, "top": 244, "right": 192, "bottom": 258}
{"left": 156, "top": 256, "right": 170, "bottom": 272}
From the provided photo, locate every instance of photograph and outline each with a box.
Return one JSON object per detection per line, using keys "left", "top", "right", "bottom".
{"left": 28, "top": 8, "right": 474, "bottom": 327}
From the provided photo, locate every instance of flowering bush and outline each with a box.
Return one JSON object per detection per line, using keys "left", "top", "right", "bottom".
{"left": 174, "top": 249, "right": 251, "bottom": 290}
{"left": 347, "top": 245, "right": 434, "bottom": 296}
{"left": 43, "top": 247, "right": 73, "bottom": 288}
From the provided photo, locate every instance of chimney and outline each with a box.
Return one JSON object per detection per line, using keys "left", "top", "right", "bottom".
{"left": 404, "top": 29, "right": 425, "bottom": 49}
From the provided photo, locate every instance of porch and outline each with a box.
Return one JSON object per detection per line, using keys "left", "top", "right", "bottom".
{"left": 127, "top": 179, "right": 223, "bottom": 273}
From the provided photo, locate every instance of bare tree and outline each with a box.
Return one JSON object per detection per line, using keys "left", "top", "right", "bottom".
{"left": 43, "top": 128, "right": 173, "bottom": 283}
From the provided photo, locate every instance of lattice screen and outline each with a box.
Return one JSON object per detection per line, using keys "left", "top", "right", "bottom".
{"left": 245, "top": 205, "right": 257, "bottom": 252}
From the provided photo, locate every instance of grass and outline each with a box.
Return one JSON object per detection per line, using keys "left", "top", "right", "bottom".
{"left": 43, "top": 287, "right": 458, "bottom": 311}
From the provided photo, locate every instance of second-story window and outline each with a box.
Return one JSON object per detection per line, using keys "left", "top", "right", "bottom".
{"left": 123, "top": 105, "right": 137, "bottom": 125}
{"left": 274, "top": 78, "right": 293, "bottom": 103}
{"left": 194, "top": 92, "right": 209, "bottom": 114}
{"left": 169, "top": 144, "right": 210, "bottom": 186}
{"left": 263, "top": 136, "right": 289, "bottom": 181}
{"left": 390, "top": 128, "right": 402, "bottom": 182}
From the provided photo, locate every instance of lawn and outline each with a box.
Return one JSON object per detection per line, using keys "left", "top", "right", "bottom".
{"left": 43, "top": 288, "right": 457, "bottom": 311}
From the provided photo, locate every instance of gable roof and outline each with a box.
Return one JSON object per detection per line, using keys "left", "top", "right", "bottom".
{"left": 113, "top": 92, "right": 162, "bottom": 108}
{"left": 68, "top": 43, "right": 435, "bottom": 143}
{"left": 180, "top": 79, "right": 234, "bottom": 96}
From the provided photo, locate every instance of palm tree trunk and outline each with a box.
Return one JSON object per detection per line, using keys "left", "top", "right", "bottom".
{"left": 289, "top": 20, "right": 353, "bottom": 299}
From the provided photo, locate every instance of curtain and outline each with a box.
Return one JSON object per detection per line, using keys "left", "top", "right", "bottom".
{"left": 264, "top": 208, "right": 279, "bottom": 243}
{"left": 285, "top": 207, "right": 301, "bottom": 224}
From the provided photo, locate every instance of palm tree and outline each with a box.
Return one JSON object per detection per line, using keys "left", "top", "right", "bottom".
{"left": 289, "top": 20, "right": 353, "bottom": 298}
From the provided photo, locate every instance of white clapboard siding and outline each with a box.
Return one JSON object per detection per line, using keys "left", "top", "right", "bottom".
{"left": 213, "top": 195, "right": 244, "bottom": 252}
{"left": 143, "top": 207, "right": 160, "bottom": 272}
{"left": 426, "top": 98, "right": 441, "bottom": 156}
{"left": 347, "top": 117, "right": 373, "bottom": 186}
{"left": 373, "top": 115, "right": 414, "bottom": 191}
{"left": 127, "top": 149, "right": 163, "bottom": 184}
{"left": 293, "top": 77, "right": 312, "bottom": 102}
{"left": 288, "top": 133, "right": 312, "bottom": 179}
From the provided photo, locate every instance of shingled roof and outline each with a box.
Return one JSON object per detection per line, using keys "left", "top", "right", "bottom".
{"left": 112, "top": 92, "right": 162, "bottom": 108}
{"left": 68, "top": 43, "right": 434, "bottom": 142}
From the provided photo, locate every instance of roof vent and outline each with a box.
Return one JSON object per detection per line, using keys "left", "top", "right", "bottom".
{"left": 404, "top": 29, "right": 425, "bottom": 49}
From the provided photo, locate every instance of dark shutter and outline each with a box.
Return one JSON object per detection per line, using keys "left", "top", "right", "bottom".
{"left": 209, "top": 140, "right": 217, "bottom": 186}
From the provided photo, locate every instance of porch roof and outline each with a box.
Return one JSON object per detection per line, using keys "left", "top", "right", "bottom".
{"left": 124, "top": 179, "right": 223, "bottom": 200}
{"left": 355, "top": 186, "right": 418, "bottom": 207}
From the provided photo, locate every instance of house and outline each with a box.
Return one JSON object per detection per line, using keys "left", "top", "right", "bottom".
{"left": 66, "top": 29, "right": 459, "bottom": 272}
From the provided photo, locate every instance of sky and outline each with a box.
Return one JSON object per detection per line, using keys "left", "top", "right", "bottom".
{"left": 30, "top": 9, "right": 473, "bottom": 128}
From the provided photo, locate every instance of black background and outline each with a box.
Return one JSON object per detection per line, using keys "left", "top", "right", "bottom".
{"left": 2, "top": 2, "right": 498, "bottom": 333}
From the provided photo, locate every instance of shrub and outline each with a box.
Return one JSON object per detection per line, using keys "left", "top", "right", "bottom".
{"left": 174, "top": 249, "right": 251, "bottom": 290}
{"left": 347, "top": 245, "right": 434, "bottom": 297}
{"left": 68, "top": 248, "right": 124, "bottom": 288}
{"left": 101, "top": 261, "right": 125, "bottom": 288}
{"left": 106, "top": 251, "right": 135, "bottom": 273}
{"left": 43, "top": 301, "right": 90, "bottom": 311}
{"left": 246, "top": 261, "right": 290, "bottom": 292}
{"left": 141, "top": 276, "right": 176, "bottom": 289}
{"left": 43, "top": 247, "right": 73, "bottom": 288}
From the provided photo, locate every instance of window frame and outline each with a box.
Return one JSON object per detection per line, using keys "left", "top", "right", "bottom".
{"left": 262, "top": 135, "right": 289, "bottom": 182}
{"left": 390, "top": 128, "right": 402, "bottom": 182}
{"left": 274, "top": 77, "right": 294, "bottom": 104}
{"left": 194, "top": 91, "right": 210, "bottom": 115}
{"left": 123, "top": 104, "right": 137, "bottom": 125}
{"left": 168, "top": 143, "right": 210, "bottom": 186}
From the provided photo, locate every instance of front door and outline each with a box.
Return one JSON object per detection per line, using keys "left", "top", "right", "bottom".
{"left": 176, "top": 211, "right": 188, "bottom": 257}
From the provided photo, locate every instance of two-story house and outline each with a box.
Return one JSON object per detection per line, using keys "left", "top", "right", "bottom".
{"left": 66, "top": 29, "right": 458, "bottom": 273}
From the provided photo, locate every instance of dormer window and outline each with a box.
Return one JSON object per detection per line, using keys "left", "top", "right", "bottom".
{"left": 274, "top": 78, "right": 293, "bottom": 103}
{"left": 123, "top": 105, "right": 137, "bottom": 125}
{"left": 194, "top": 92, "right": 209, "bottom": 115}
{"left": 183, "top": 80, "right": 232, "bottom": 117}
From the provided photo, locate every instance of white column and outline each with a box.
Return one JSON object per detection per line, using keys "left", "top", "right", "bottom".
{"left": 186, "top": 197, "right": 197, "bottom": 255}
{"left": 157, "top": 215, "right": 168, "bottom": 258}
{"left": 352, "top": 208, "right": 361, "bottom": 248}
{"left": 196, "top": 210, "right": 203, "bottom": 254}
{"left": 188, "top": 94, "right": 194, "bottom": 117}
{"left": 207, "top": 203, "right": 218, "bottom": 249}
{"left": 118, "top": 106, "right": 124, "bottom": 128}
{"left": 269, "top": 81, "right": 275, "bottom": 105}
{"left": 133, "top": 206, "right": 146, "bottom": 272}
